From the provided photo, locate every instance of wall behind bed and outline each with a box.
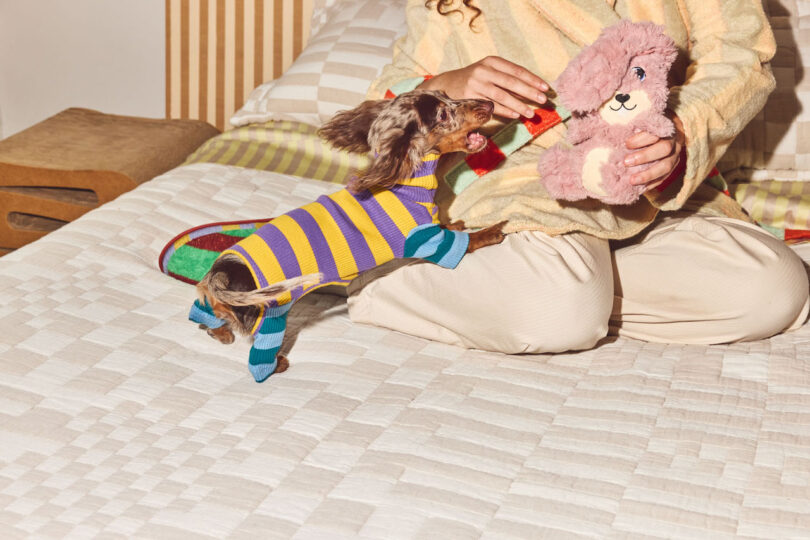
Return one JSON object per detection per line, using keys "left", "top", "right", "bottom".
{"left": 0, "top": 0, "right": 314, "bottom": 138}
{"left": 166, "top": 0, "right": 315, "bottom": 131}
{"left": 0, "top": 0, "right": 164, "bottom": 138}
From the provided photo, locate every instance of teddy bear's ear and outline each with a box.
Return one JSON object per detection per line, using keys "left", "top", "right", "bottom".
{"left": 553, "top": 22, "right": 633, "bottom": 114}
{"left": 554, "top": 20, "right": 677, "bottom": 114}
{"left": 643, "top": 23, "right": 678, "bottom": 69}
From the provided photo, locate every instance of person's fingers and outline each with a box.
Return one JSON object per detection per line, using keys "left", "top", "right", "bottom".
{"left": 488, "top": 69, "right": 548, "bottom": 108}
{"left": 471, "top": 76, "right": 536, "bottom": 118}
{"left": 482, "top": 56, "right": 549, "bottom": 93}
{"left": 473, "top": 57, "right": 548, "bottom": 118}
{"left": 644, "top": 178, "right": 666, "bottom": 192}
{"left": 624, "top": 138, "right": 675, "bottom": 167}
{"left": 493, "top": 103, "right": 522, "bottom": 119}
{"left": 625, "top": 131, "right": 659, "bottom": 149}
{"left": 426, "top": 57, "right": 550, "bottom": 119}
{"left": 629, "top": 154, "right": 677, "bottom": 186}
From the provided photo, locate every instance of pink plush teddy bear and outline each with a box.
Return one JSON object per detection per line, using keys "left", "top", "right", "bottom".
{"left": 538, "top": 20, "right": 678, "bottom": 205}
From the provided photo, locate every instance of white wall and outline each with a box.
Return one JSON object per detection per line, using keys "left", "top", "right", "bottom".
{"left": 0, "top": 0, "right": 164, "bottom": 138}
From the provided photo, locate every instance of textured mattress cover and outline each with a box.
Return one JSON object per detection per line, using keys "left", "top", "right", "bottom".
{"left": 1, "top": 163, "right": 809, "bottom": 539}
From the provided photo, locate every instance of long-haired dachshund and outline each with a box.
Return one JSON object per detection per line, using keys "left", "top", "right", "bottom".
{"left": 190, "top": 90, "right": 507, "bottom": 382}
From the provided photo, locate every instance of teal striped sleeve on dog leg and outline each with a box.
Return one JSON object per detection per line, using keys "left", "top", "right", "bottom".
{"left": 189, "top": 299, "right": 226, "bottom": 329}
{"left": 189, "top": 298, "right": 290, "bottom": 383}
{"left": 248, "top": 303, "right": 292, "bottom": 383}
{"left": 403, "top": 224, "right": 470, "bottom": 269}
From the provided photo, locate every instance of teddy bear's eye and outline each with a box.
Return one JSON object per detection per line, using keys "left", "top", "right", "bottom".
{"left": 632, "top": 67, "right": 646, "bottom": 81}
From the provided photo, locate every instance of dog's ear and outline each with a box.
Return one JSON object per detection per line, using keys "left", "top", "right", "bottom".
{"left": 317, "top": 99, "right": 388, "bottom": 152}
{"left": 349, "top": 120, "right": 426, "bottom": 192}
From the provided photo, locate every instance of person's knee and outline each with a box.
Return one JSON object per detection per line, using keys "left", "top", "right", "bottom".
{"left": 731, "top": 245, "right": 809, "bottom": 340}
{"left": 611, "top": 216, "right": 810, "bottom": 344}
{"left": 686, "top": 221, "right": 810, "bottom": 342}
{"left": 494, "top": 263, "right": 613, "bottom": 354}
{"left": 349, "top": 230, "right": 613, "bottom": 355}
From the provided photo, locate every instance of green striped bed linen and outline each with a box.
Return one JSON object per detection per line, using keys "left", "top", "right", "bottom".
{"left": 730, "top": 180, "right": 810, "bottom": 237}
{"left": 184, "top": 120, "right": 370, "bottom": 185}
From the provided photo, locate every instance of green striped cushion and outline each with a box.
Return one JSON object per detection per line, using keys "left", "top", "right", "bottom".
{"left": 184, "top": 120, "right": 370, "bottom": 185}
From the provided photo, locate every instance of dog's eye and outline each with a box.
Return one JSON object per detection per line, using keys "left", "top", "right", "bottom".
{"left": 437, "top": 108, "right": 449, "bottom": 123}
{"left": 632, "top": 67, "right": 646, "bottom": 81}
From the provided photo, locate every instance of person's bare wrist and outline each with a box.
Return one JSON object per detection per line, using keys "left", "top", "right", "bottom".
{"left": 417, "top": 74, "right": 442, "bottom": 92}
{"left": 417, "top": 72, "right": 461, "bottom": 98}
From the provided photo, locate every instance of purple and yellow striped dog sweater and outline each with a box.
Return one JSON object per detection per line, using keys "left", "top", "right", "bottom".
{"left": 189, "top": 154, "right": 470, "bottom": 382}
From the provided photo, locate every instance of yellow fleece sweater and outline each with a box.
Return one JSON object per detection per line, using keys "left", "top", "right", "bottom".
{"left": 368, "top": 0, "right": 777, "bottom": 239}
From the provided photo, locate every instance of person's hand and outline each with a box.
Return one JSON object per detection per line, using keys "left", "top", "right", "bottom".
{"left": 419, "top": 56, "right": 549, "bottom": 119}
{"left": 624, "top": 113, "right": 686, "bottom": 191}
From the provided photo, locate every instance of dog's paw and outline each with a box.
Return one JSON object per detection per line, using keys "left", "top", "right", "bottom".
{"left": 467, "top": 220, "right": 508, "bottom": 252}
{"left": 276, "top": 355, "right": 290, "bottom": 373}
{"left": 207, "top": 325, "right": 235, "bottom": 345}
{"left": 486, "top": 220, "right": 508, "bottom": 244}
{"left": 445, "top": 220, "right": 467, "bottom": 231}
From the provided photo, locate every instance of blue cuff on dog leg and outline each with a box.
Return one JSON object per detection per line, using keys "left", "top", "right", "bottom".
{"left": 249, "top": 353, "right": 278, "bottom": 382}
{"left": 249, "top": 337, "right": 283, "bottom": 382}
{"left": 189, "top": 299, "right": 227, "bottom": 329}
{"left": 247, "top": 312, "right": 287, "bottom": 382}
{"left": 404, "top": 224, "right": 470, "bottom": 269}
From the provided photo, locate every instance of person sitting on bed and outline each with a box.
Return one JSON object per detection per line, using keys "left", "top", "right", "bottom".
{"left": 346, "top": 0, "right": 810, "bottom": 352}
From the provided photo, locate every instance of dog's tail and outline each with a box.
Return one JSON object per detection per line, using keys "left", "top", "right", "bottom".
{"left": 200, "top": 267, "right": 323, "bottom": 307}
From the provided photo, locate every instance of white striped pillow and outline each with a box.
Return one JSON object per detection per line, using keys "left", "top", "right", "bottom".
{"left": 230, "top": 0, "right": 407, "bottom": 128}
{"left": 308, "top": 0, "right": 339, "bottom": 38}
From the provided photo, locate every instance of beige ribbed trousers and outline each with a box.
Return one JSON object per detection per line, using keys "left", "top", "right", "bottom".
{"left": 347, "top": 215, "right": 810, "bottom": 353}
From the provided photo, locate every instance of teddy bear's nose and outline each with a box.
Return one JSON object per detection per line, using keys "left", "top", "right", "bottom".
{"left": 615, "top": 93, "right": 630, "bottom": 103}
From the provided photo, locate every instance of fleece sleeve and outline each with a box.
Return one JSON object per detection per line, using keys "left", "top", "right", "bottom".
{"left": 366, "top": 0, "right": 457, "bottom": 99}
{"left": 658, "top": 0, "right": 777, "bottom": 210}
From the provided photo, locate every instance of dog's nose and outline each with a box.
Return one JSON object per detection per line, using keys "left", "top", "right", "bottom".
{"left": 615, "top": 93, "right": 630, "bottom": 103}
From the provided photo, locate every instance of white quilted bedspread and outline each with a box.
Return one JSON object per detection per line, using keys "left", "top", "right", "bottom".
{"left": 2, "top": 163, "right": 810, "bottom": 539}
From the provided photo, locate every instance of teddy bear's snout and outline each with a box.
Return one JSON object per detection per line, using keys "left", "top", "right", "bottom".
{"left": 614, "top": 93, "right": 630, "bottom": 104}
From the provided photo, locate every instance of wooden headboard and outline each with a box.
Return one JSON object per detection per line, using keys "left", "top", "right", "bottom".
{"left": 166, "top": 0, "right": 314, "bottom": 131}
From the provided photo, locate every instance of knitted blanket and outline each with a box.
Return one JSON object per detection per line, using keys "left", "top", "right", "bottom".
{"left": 159, "top": 219, "right": 271, "bottom": 285}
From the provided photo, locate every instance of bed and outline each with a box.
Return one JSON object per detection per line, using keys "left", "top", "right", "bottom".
{"left": 2, "top": 0, "right": 809, "bottom": 537}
